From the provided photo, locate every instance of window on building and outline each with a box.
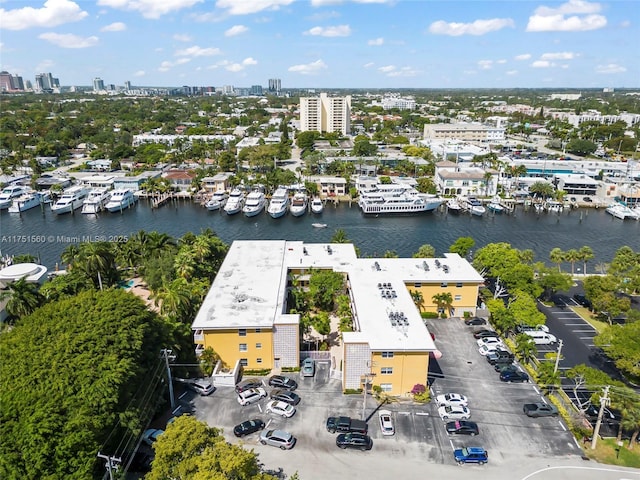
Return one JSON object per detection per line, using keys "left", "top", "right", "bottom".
{"left": 462, "top": 181, "right": 469, "bottom": 186}
{"left": 381, "top": 352, "right": 394, "bottom": 358}
{"left": 455, "top": 295, "right": 462, "bottom": 301}
{"left": 238, "top": 329, "right": 247, "bottom": 336}
{"left": 380, "top": 383, "right": 393, "bottom": 392}
{"left": 239, "top": 343, "right": 247, "bottom": 352}
{"left": 456, "top": 282, "right": 463, "bottom": 288}
{"left": 414, "top": 283, "right": 422, "bottom": 288}
{"left": 381, "top": 367, "right": 393, "bottom": 375}
{"left": 255, "top": 328, "right": 261, "bottom": 333}
{"left": 441, "top": 282, "right": 448, "bottom": 288}
{"left": 256, "top": 358, "right": 262, "bottom": 364}
{"left": 239, "top": 358, "right": 248, "bottom": 367}
{"left": 256, "top": 343, "right": 262, "bottom": 349}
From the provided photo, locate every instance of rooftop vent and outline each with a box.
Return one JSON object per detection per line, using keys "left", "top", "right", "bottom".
{"left": 422, "top": 261, "right": 429, "bottom": 271}
{"left": 435, "top": 259, "right": 441, "bottom": 268}
{"left": 374, "top": 261, "right": 381, "bottom": 271}
{"left": 443, "top": 265, "right": 449, "bottom": 273}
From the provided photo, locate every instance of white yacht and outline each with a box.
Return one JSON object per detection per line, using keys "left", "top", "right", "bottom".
{"left": 358, "top": 183, "right": 443, "bottom": 215}
{"left": 0, "top": 185, "right": 29, "bottom": 209}
{"left": 446, "top": 198, "right": 462, "bottom": 214}
{"left": 267, "top": 187, "right": 290, "bottom": 218}
{"left": 310, "top": 196, "right": 324, "bottom": 214}
{"left": 8, "top": 191, "right": 50, "bottom": 213}
{"left": 105, "top": 189, "right": 137, "bottom": 213}
{"left": 82, "top": 188, "right": 111, "bottom": 214}
{"left": 242, "top": 187, "right": 267, "bottom": 217}
{"left": 50, "top": 186, "right": 88, "bottom": 215}
{"left": 487, "top": 198, "right": 505, "bottom": 214}
{"left": 205, "top": 191, "right": 228, "bottom": 211}
{"left": 289, "top": 191, "right": 309, "bottom": 217}
{"left": 467, "top": 197, "right": 486, "bottom": 216}
{"left": 224, "top": 188, "right": 245, "bottom": 215}
{"left": 546, "top": 201, "right": 564, "bottom": 213}
{"left": 606, "top": 202, "right": 635, "bottom": 220}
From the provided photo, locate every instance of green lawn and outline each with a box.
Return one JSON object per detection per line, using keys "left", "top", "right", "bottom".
{"left": 570, "top": 307, "right": 610, "bottom": 334}
{"left": 584, "top": 437, "right": 640, "bottom": 468}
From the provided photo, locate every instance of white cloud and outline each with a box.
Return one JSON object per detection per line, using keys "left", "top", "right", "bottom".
{"left": 158, "top": 57, "right": 192, "bottom": 72}
{"left": 526, "top": 0, "right": 606, "bottom": 31}
{"left": 540, "top": 52, "right": 576, "bottom": 60}
{"left": 215, "top": 0, "right": 294, "bottom": 15}
{"left": 478, "top": 60, "right": 493, "bottom": 70}
{"left": 496, "top": 59, "right": 507, "bottom": 64}
{"left": 429, "top": 18, "right": 514, "bottom": 36}
{"left": 173, "top": 33, "right": 192, "bottom": 42}
{"left": 531, "top": 60, "right": 553, "bottom": 68}
{"left": 378, "top": 65, "right": 396, "bottom": 73}
{"left": 175, "top": 45, "right": 222, "bottom": 57}
{"left": 307, "top": 10, "right": 340, "bottom": 21}
{"left": 387, "top": 66, "right": 418, "bottom": 77}
{"left": 39, "top": 32, "right": 99, "bottom": 48}
{"left": 368, "top": 37, "right": 384, "bottom": 46}
{"left": 363, "top": 62, "right": 374, "bottom": 68}
{"left": 225, "top": 25, "right": 248, "bottom": 36}
{"left": 101, "top": 22, "right": 126, "bottom": 32}
{"left": 506, "top": 70, "right": 518, "bottom": 75}
{"left": 305, "top": 25, "right": 351, "bottom": 37}
{"left": 133, "top": 70, "right": 145, "bottom": 77}
{"left": 596, "top": 63, "right": 627, "bottom": 74}
{"left": 288, "top": 59, "right": 328, "bottom": 75}
{"left": 97, "top": 0, "right": 203, "bottom": 20}
{"left": 514, "top": 53, "right": 531, "bottom": 61}
{"left": 223, "top": 57, "right": 258, "bottom": 72}
{"left": 242, "top": 57, "right": 257, "bottom": 65}
{"left": 1, "top": 0, "right": 88, "bottom": 30}
{"left": 226, "top": 63, "right": 244, "bottom": 72}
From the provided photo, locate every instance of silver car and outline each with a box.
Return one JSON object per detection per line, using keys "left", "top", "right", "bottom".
{"left": 301, "top": 358, "right": 315, "bottom": 377}
{"left": 259, "top": 429, "right": 296, "bottom": 450}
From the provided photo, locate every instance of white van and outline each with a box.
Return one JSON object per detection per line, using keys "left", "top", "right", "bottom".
{"left": 525, "top": 331, "right": 557, "bottom": 345}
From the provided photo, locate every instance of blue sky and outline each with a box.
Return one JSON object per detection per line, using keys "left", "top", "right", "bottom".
{"left": 1, "top": 0, "right": 637, "bottom": 89}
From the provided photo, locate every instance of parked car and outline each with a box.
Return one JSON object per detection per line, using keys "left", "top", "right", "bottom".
{"left": 185, "top": 378, "right": 215, "bottom": 396}
{"left": 378, "top": 410, "right": 394, "bottom": 436}
{"left": 495, "top": 363, "right": 520, "bottom": 374}
{"left": 499, "top": 370, "right": 529, "bottom": 383}
{"left": 259, "top": 429, "right": 296, "bottom": 450}
{"left": 515, "top": 324, "right": 550, "bottom": 334}
{"left": 270, "top": 389, "right": 301, "bottom": 406}
{"left": 265, "top": 400, "right": 296, "bottom": 418}
{"left": 485, "top": 348, "right": 515, "bottom": 365}
{"left": 268, "top": 375, "right": 298, "bottom": 390}
{"left": 523, "top": 402, "right": 559, "bottom": 418}
{"left": 478, "top": 344, "right": 500, "bottom": 356}
{"left": 464, "top": 317, "right": 486, "bottom": 325}
{"left": 453, "top": 446, "right": 488, "bottom": 465}
{"left": 301, "top": 358, "right": 316, "bottom": 377}
{"left": 476, "top": 337, "right": 503, "bottom": 348}
{"left": 438, "top": 405, "right": 471, "bottom": 421}
{"left": 142, "top": 428, "right": 164, "bottom": 446}
{"left": 235, "top": 378, "right": 263, "bottom": 394}
{"left": 473, "top": 329, "right": 498, "bottom": 339}
{"left": 446, "top": 420, "right": 479, "bottom": 436}
{"left": 237, "top": 387, "right": 267, "bottom": 406}
{"left": 573, "top": 294, "right": 592, "bottom": 308}
{"left": 336, "top": 432, "right": 373, "bottom": 451}
{"left": 436, "top": 392, "right": 469, "bottom": 408}
{"left": 233, "top": 419, "right": 266, "bottom": 437}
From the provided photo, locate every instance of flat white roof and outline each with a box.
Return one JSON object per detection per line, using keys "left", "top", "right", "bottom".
{"left": 192, "top": 241, "right": 482, "bottom": 353}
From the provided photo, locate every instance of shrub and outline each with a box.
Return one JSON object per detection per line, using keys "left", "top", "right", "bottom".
{"left": 463, "top": 311, "right": 471, "bottom": 319}
{"left": 344, "top": 388, "right": 363, "bottom": 395}
{"left": 411, "top": 384, "right": 426, "bottom": 395}
{"left": 411, "top": 384, "right": 430, "bottom": 403}
{"left": 281, "top": 367, "right": 300, "bottom": 373}
{"left": 242, "top": 369, "right": 271, "bottom": 376}
{"left": 421, "top": 312, "right": 439, "bottom": 319}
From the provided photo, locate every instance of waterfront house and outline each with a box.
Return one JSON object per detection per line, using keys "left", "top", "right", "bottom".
{"left": 113, "top": 172, "right": 161, "bottom": 192}
{"left": 202, "top": 173, "right": 234, "bottom": 194}
{"left": 163, "top": 169, "right": 196, "bottom": 193}
{"left": 435, "top": 162, "right": 498, "bottom": 197}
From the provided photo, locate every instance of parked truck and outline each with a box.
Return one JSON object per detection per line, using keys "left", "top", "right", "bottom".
{"left": 326, "top": 416, "right": 368, "bottom": 434}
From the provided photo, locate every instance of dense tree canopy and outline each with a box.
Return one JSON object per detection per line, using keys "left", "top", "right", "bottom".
{"left": 0, "top": 289, "right": 172, "bottom": 480}
{"left": 594, "top": 321, "right": 640, "bottom": 380}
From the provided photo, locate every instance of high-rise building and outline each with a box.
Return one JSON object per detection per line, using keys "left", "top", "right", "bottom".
{"left": 300, "top": 93, "right": 351, "bottom": 135}
{"left": 93, "top": 77, "right": 105, "bottom": 92}
{"left": 250, "top": 85, "right": 263, "bottom": 96}
{"left": 268, "top": 78, "right": 281, "bottom": 94}
{"left": 124, "top": 81, "right": 132, "bottom": 90}
{"left": 0, "top": 71, "right": 13, "bottom": 92}
{"left": 35, "top": 72, "right": 55, "bottom": 92}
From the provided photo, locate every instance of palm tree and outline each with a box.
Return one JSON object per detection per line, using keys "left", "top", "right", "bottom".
{"left": 515, "top": 334, "right": 537, "bottom": 365}
{"left": 483, "top": 171, "right": 493, "bottom": 197}
{"left": 621, "top": 402, "right": 640, "bottom": 449}
{"left": 0, "top": 278, "right": 45, "bottom": 320}
{"left": 549, "top": 248, "right": 564, "bottom": 272}
{"left": 61, "top": 244, "right": 80, "bottom": 268}
{"left": 432, "top": 292, "right": 453, "bottom": 318}
{"left": 413, "top": 244, "right": 436, "bottom": 258}
{"left": 410, "top": 290, "right": 425, "bottom": 312}
{"left": 152, "top": 278, "right": 192, "bottom": 321}
{"left": 564, "top": 249, "right": 580, "bottom": 276}
{"left": 579, "top": 246, "right": 594, "bottom": 275}
{"left": 77, "top": 241, "right": 118, "bottom": 287}
{"left": 330, "top": 229, "right": 349, "bottom": 244}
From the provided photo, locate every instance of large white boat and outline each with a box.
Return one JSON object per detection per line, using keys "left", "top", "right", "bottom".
{"left": 50, "top": 186, "right": 88, "bottom": 215}
{"left": 358, "top": 183, "right": 443, "bottom": 215}
{"left": 224, "top": 188, "right": 245, "bottom": 215}
{"left": 546, "top": 201, "right": 564, "bottom": 213}
{"left": 205, "top": 191, "right": 228, "bottom": 211}
{"left": 289, "top": 190, "right": 309, "bottom": 217}
{"left": 267, "top": 187, "right": 290, "bottom": 218}
{"left": 0, "top": 185, "right": 29, "bottom": 209}
{"left": 446, "top": 198, "right": 462, "bottom": 214}
{"left": 467, "top": 197, "right": 486, "bottom": 216}
{"left": 310, "top": 196, "right": 324, "bottom": 214}
{"left": 242, "top": 187, "right": 267, "bottom": 217}
{"left": 82, "top": 188, "right": 111, "bottom": 214}
{"left": 606, "top": 202, "right": 635, "bottom": 220}
{"left": 105, "top": 189, "right": 137, "bottom": 213}
{"left": 8, "top": 191, "right": 50, "bottom": 213}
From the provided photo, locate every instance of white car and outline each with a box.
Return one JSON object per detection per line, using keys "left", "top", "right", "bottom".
{"left": 187, "top": 378, "right": 215, "bottom": 396}
{"left": 265, "top": 400, "right": 296, "bottom": 418}
{"left": 436, "top": 393, "right": 469, "bottom": 408}
{"left": 237, "top": 387, "right": 267, "bottom": 406}
{"left": 476, "top": 337, "right": 503, "bottom": 348}
{"left": 478, "top": 344, "right": 500, "bottom": 356}
{"left": 438, "top": 405, "right": 471, "bottom": 421}
{"left": 378, "top": 409, "right": 395, "bottom": 436}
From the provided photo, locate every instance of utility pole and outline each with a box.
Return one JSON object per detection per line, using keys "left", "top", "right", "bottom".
{"left": 161, "top": 348, "right": 177, "bottom": 410}
{"left": 553, "top": 339, "right": 564, "bottom": 374}
{"left": 96, "top": 452, "right": 121, "bottom": 480}
{"left": 361, "top": 372, "right": 376, "bottom": 421}
{"left": 591, "top": 385, "right": 611, "bottom": 450}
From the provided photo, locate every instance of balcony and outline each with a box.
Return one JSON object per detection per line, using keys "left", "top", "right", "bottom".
{"left": 194, "top": 329, "right": 204, "bottom": 342}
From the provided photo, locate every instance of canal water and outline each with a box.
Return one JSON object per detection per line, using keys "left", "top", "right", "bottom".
{"left": 1, "top": 198, "right": 638, "bottom": 270}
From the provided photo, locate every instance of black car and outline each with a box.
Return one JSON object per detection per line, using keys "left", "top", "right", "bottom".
{"left": 495, "top": 363, "right": 519, "bottom": 374}
{"left": 233, "top": 419, "right": 266, "bottom": 437}
{"left": 235, "top": 378, "right": 263, "bottom": 394}
{"left": 270, "top": 389, "right": 301, "bottom": 406}
{"left": 268, "top": 375, "right": 298, "bottom": 390}
{"left": 573, "top": 294, "right": 592, "bottom": 308}
{"left": 473, "top": 329, "right": 498, "bottom": 339}
{"left": 445, "top": 420, "right": 479, "bottom": 436}
{"left": 464, "top": 317, "right": 486, "bottom": 326}
{"left": 336, "top": 433, "right": 373, "bottom": 451}
{"left": 499, "top": 370, "right": 529, "bottom": 383}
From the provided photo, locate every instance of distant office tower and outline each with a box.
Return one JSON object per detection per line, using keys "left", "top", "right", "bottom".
{"left": 35, "top": 72, "right": 55, "bottom": 92}
{"left": 0, "top": 71, "right": 12, "bottom": 92}
{"left": 93, "top": 77, "right": 105, "bottom": 91}
{"left": 250, "top": 85, "right": 263, "bottom": 96}
{"left": 268, "top": 78, "right": 281, "bottom": 94}
{"left": 12, "top": 75, "right": 24, "bottom": 91}
{"left": 124, "top": 81, "right": 132, "bottom": 90}
{"left": 300, "top": 93, "right": 351, "bottom": 135}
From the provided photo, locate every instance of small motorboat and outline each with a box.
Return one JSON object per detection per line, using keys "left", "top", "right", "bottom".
{"left": 312, "top": 223, "right": 327, "bottom": 228}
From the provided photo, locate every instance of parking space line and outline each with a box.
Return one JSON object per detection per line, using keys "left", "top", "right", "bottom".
{"left": 555, "top": 316, "right": 580, "bottom": 319}
{"left": 449, "top": 439, "right": 455, "bottom": 450}
{"left": 558, "top": 421, "right": 566, "bottom": 431}
{"left": 573, "top": 329, "right": 595, "bottom": 333}
{"left": 178, "top": 392, "right": 188, "bottom": 400}
{"left": 565, "top": 323, "right": 589, "bottom": 326}
{"left": 416, "top": 412, "right": 430, "bottom": 416}
{"left": 533, "top": 386, "right": 540, "bottom": 395}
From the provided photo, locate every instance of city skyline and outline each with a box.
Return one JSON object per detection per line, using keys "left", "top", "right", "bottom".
{"left": 0, "top": 0, "right": 638, "bottom": 89}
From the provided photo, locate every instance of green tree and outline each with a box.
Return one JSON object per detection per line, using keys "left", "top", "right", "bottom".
{"left": 508, "top": 290, "right": 546, "bottom": 326}
{"left": 146, "top": 415, "right": 278, "bottom": 480}
{"left": 296, "top": 130, "right": 319, "bottom": 150}
{"left": 410, "top": 290, "right": 425, "bottom": 312}
{"left": 594, "top": 321, "right": 640, "bottom": 378}
{"left": 514, "top": 334, "right": 537, "bottom": 365}
{"left": 413, "top": 244, "right": 436, "bottom": 258}
{"left": 330, "top": 229, "right": 350, "bottom": 244}
{"left": 536, "top": 360, "right": 561, "bottom": 393}
{"left": 536, "top": 266, "right": 572, "bottom": 300}
{"left": 529, "top": 181, "right": 555, "bottom": 199}
{"left": 449, "top": 237, "right": 475, "bottom": 258}
{"left": 486, "top": 298, "right": 515, "bottom": 334}
{"left": 0, "top": 278, "right": 45, "bottom": 320}
{"left": 549, "top": 248, "right": 565, "bottom": 272}
{"left": 432, "top": 292, "right": 453, "bottom": 317}
{"left": 416, "top": 177, "right": 437, "bottom": 194}
{"left": 578, "top": 246, "right": 594, "bottom": 275}
{"left": 353, "top": 139, "right": 377, "bottom": 156}
{"left": 609, "top": 246, "right": 640, "bottom": 294}
{"left": 564, "top": 249, "right": 580, "bottom": 276}
{"left": 309, "top": 269, "right": 345, "bottom": 311}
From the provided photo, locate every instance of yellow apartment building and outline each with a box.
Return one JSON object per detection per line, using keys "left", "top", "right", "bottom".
{"left": 191, "top": 240, "right": 484, "bottom": 395}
